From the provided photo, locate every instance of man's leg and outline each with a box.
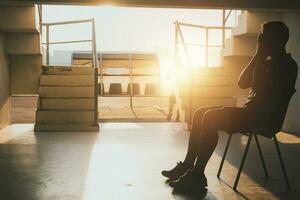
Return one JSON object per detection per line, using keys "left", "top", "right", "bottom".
{"left": 161, "top": 106, "right": 220, "bottom": 180}
{"left": 183, "top": 106, "right": 220, "bottom": 167}
{"left": 169, "top": 107, "right": 250, "bottom": 189}
{"left": 193, "top": 107, "right": 249, "bottom": 175}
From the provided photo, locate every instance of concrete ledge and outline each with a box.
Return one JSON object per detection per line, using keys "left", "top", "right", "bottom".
{"left": 36, "top": 110, "right": 95, "bottom": 123}
{"left": 34, "top": 123, "right": 99, "bottom": 132}
{"left": 0, "top": 6, "right": 38, "bottom": 33}
{"left": 39, "top": 98, "right": 95, "bottom": 110}
{"left": 39, "top": 86, "right": 95, "bottom": 98}
{"left": 40, "top": 75, "right": 95, "bottom": 86}
{"left": 42, "top": 66, "right": 95, "bottom": 75}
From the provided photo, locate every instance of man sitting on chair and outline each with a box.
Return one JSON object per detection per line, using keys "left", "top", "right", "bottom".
{"left": 162, "top": 21, "right": 298, "bottom": 190}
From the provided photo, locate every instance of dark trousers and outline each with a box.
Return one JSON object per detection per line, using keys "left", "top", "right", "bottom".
{"left": 184, "top": 106, "right": 253, "bottom": 174}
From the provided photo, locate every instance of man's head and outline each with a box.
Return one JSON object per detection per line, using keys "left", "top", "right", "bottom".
{"left": 258, "top": 21, "right": 289, "bottom": 55}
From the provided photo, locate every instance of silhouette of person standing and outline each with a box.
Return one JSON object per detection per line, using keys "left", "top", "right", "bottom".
{"left": 167, "top": 93, "right": 180, "bottom": 121}
{"left": 162, "top": 21, "right": 298, "bottom": 190}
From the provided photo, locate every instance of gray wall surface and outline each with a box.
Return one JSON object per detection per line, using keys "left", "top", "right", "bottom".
{"left": 282, "top": 12, "right": 300, "bottom": 134}
{"left": 3, "top": 0, "right": 300, "bottom": 9}
{"left": 0, "top": 31, "right": 11, "bottom": 129}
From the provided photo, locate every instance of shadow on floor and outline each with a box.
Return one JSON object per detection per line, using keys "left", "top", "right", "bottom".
{"left": 214, "top": 132, "right": 300, "bottom": 199}
{"left": 0, "top": 125, "right": 98, "bottom": 200}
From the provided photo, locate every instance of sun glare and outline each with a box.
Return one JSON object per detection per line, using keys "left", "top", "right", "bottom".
{"left": 43, "top": 6, "right": 239, "bottom": 94}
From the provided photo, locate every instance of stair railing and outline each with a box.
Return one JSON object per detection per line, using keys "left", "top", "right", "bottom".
{"left": 41, "top": 18, "right": 99, "bottom": 125}
{"left": 174, "top": 9, "right": 235, "bottom": 128}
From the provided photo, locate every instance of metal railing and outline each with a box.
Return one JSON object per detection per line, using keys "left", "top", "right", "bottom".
{"left": 174, "top": 11, "right": 235, "bottom": 68}
{"left": 41, "top": 18, "right": 99, "bottom": 125}
{"left": 174, "top": 9, "right": 237, "bottom": 128}
{"left": 42, "top": 18, "right": 98, "bottom": 68}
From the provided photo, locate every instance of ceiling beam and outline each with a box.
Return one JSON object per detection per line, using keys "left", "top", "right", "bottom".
{"left": 1, "top": 0, "right": 300, "bottom": 10}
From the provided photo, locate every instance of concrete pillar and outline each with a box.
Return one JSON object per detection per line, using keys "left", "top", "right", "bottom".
{"left": 0, "top": 31, "right": 11, "bottom": 129}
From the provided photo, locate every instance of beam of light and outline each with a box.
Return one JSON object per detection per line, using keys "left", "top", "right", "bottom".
{"left": 0, "top": 124, "right": 36, "bottom": 144}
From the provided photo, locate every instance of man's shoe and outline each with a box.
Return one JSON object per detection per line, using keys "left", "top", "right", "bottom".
{"left": 169, "top": 169, "right": 207, "bottom": 190}
{"left": 161, "top": 161, "right": 190, "bottom": 180}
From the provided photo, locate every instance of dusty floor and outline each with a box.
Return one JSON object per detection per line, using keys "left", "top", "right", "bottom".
{"left": 0, "top": 123, "right": 299, "bottom": 200}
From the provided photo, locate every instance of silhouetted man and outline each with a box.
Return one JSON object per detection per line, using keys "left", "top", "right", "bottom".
{"left": 162, "top": 21, "right": 298, "bottom": 190}
{"left": 167, "top": 93, "right": 180, "bottom": 121}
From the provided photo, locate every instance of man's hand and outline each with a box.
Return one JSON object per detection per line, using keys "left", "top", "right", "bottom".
{"left": 255, "top": 32, "right": 269, "bottom": 60}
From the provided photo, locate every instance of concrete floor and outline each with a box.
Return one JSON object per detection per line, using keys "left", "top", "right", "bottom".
{"left": 0, "top": 123, "right": 300, "bottom": 200}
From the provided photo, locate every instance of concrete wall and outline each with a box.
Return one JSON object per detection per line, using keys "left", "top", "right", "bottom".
{"left": 282, "top": 12, "right": 300, "bottom": 134}
{"left": 0, "top": 32, "right": 11, "bottom": 129}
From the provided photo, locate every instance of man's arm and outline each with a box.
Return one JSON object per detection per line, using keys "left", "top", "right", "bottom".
{"left": 238, "top": 55, "right": 257, "bottom": 89}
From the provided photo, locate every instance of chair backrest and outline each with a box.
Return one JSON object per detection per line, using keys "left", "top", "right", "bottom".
{"left": 109, "top": 83, "right": 123, "bottom": 95}
{"left": 144, "top": 83, "right": 158, "bottom": 95}
{"left": 273, "top": 90, "right": 296, "bottom": 132}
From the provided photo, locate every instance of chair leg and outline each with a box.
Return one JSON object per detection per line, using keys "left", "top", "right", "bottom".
{"left": 274, "top": 135, "right": 291, "bottom": 190}
{"left": 233, "top": 134, "right": 253, "bottom": 191}
{"left": 254, "top": 134, "right": 269, "bottom": 178}
{"left": 217, "top": 133, "right": 232, "bottom": 178}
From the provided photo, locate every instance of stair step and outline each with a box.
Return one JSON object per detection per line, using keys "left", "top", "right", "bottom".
{"left": 0, "top": 6, "right": 38, "bottom": 33}
{"left": 233, "top": 11, "right": 282, "bottom": 36}
{"left": 5, "top": 32, "right": 40, "bottom": 55}
{"left": 178, "top": 86, "right": 233, "bottom": 98}
{"left": 223, "top": 37, "right": 257, "bottom": 57}
{"left": 40, "top": 75, "right": 95, "bottom": 86}
{"left": 34, "top": 123, "right": 99, "bottom": 132}
{"left": 221, "top": 56, "right": 252, "bottom": 95}
{"left": 42, "top": 66, "right": 95, "bottom": 75}
{"left": 39, "top": 98, "right": 95, "bottom": 110}
{"left": 36, "top": 110, "right": 96, "bottom": 124}
{"left": 39, "top": 86, "right": 95, "bottom": 98}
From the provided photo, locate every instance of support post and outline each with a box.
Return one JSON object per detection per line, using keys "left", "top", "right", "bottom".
{"left": 46, "top": 25, "right": 49, "bottom": 65}
{"left": 91, "top": 18, "right": 99, "bottom": 125}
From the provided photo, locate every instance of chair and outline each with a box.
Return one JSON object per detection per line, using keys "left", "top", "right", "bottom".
{"left": 217, "top": 92, "right": 295, "bottom": 191}
{"left": 108, "top": 83, "right": 122, "bottom": 95}
{"left": 127, "top": 83, "right": 140, "bottom": 95}
{"left": 144, "top": 83, "right": 158, "bottom": 95}
{"left": 217, "top": 131, "right": 290, "bottom": 191}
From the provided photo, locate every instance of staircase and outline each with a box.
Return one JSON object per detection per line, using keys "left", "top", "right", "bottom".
{"left": 177, "top": 10, "right": 283, "bottom": 126}
{"left": 0, "top": 5, "right": 99, "bottom": 131}
{"left": 176, "top": 68, "right": 236, "bottom": 124}
{"left": 34, "top": 66, "right": 99, "bottom": 132}
{"left": 0, "top": 5, "right": 42, "bottom": 94}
